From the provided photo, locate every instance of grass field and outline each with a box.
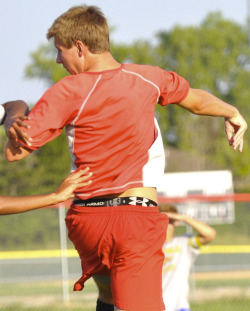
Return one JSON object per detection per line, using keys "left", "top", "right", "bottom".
{"left": 1, "top": 279, "right": 97, "bottom": 311}
{"left": 191, "top": 298, "right": 250, "bottom": 311}
{"left": 1, "top": 274, "right": 250, "bottom": 311}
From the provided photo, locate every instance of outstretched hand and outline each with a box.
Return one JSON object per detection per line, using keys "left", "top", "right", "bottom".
{"left": 225, "top": 113, "right": 248, "bottom": 152}
{"left": 54, "top": 168, "right": 92, "bottom": 202}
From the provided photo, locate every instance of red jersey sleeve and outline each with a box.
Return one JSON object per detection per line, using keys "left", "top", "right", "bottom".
{"left": 18, "top": 77, "right": 78, "bottom": 150}
{"left": 157, "top": 68, "right": 190, "bottom": 106}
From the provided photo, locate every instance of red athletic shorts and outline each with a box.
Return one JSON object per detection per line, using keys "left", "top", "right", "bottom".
{"left": 66, "top": 204, "right": 169, "bottom": 311}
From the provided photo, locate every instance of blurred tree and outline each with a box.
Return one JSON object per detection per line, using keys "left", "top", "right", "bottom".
{"left": 25, "top": 44, "right": 69, "bottom": 85}
{"left": 154, "top": 12, "right": 250, "bottom": 185}
{"left": 0, "top": 128, "right": 70, "bottom": 196}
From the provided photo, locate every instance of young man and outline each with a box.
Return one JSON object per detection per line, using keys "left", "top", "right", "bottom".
{"left": 159, "top": 203, "right": 216, "bottom": 311}
{"left": 0, "top": 102, "right": 92, "bottom": 214}
{"left": 3, "top": 5, "right": 247, "bottom": 311}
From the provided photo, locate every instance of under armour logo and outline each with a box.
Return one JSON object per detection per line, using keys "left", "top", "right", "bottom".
{"left": 128, "top": 197, "right": 149, "bottom": 207}
{"left": 109, "top": 198, "right": 122, "bottom": 206}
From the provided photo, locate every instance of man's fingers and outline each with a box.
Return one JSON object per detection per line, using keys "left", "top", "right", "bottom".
{"left": 75, "top": 180, "right": 92, "bottom": 188}
{"left": 8, "top": 122, "right": 31, "bottom": 145}
{"left": 69, "top": 168, "right": 91, "bottom": 180}
{"left": 16, "top": 116, "right": 30, "bottom": 128}
{"left": 233, "top": 138, "right": 244, "bottom": 152}
{"left": 225, "top": 117, "right": 247, "bottom": 152}
{"left": 239, "top": 140, "right": 244, "bottom": 153}
{"left": 231, "top": 125, "right": 247, "bottom": 151}
{"left": 71, "top": 173, "right": 92, "bottom": 185}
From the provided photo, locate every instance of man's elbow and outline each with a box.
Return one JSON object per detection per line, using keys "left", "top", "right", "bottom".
{"left": 200, "top": 228, "right": 217, "bottom": 245}
{"left": 211, "top": 228, "right": 217, "bottom": 241}
{"left": 4, "top": 141, "right": 31, "bottom": 162}
{"left": 5, "top": 148, "right": 23, "bottom": 162}
{"left": 206, "top": 228, "right": 217, "bottom": 243}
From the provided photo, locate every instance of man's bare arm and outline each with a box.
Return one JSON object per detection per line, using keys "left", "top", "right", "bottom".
{"left": 177, "top": 88, "right": 247, "bottom": 152}
{"left": 166, "top": 212, "right": 216, "bottom": 245}
{"left": 0, "top": 168, "right": 92, "bottom": 215}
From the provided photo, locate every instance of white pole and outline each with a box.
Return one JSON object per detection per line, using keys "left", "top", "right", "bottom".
{"left": 59, "top": 204, "right": 70, "bottom": 303}
{"left": 186, "top": 203, "right": 196, "bottom": 302}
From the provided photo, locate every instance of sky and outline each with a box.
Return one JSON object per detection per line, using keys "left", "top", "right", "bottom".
{"left": 1, "top": 0, "right": 248, "bottom": 104}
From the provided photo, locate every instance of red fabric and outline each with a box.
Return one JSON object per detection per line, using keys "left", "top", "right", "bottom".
{"left": 66, "top": 204, "right": 169, "bottom": 311}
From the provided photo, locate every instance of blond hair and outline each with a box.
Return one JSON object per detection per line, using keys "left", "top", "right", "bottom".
{"left": 47, "top": 5, "right": 110, "bottom": 53}
{"left": 158, "top": 203, "right": 178, "bottom": 213}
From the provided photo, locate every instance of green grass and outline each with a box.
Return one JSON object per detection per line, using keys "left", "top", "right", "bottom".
{"left": 1, "top": 304, "right": 96, "bottom": 311}
{"left": 3, "top": 298, "right": 250, "bottom": 311}
{"left": 0, "top": 279, "right": 98, "bottom": 311}
{"left": 191, "top": 297, "right": 250, "bottom": 311}
{"left": 1, "top": 277, "right": 250, "bottom": 311}
{"left": 0, "top": 279, "right": 96, "bottom": 296}
{"left": 195, "top": 278, "right": 250, "bottom": 289}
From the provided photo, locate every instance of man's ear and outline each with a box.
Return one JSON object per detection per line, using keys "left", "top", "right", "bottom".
{"left": 75, "top": 40, "right": 86, "bottom": 57}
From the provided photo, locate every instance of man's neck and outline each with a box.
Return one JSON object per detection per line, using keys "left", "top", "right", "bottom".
{"left": 84, "top": 52, "right": 121, "bottom": 72}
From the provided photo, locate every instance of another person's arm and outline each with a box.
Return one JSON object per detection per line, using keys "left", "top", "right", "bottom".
{"left": 3, "top": 100, "right": 31, "bottom": 145}
{"left": 0, "top": 168, "right": 92, "bottom": 215}
{"left": 166, "top": 211, "right": 216, "bottom": 245}
{"left": 2, "top": 100, "right": 33, "bottom": 161}
{"left": 177, "top": 88, "right": 247, "bottom": 152}
{"left": 4, "top": 137, "right": 33, "bottom": 161}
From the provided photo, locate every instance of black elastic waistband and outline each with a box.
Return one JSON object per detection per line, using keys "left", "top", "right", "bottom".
{"left": 73, "top": 196, "right": 157, "bottom": 207}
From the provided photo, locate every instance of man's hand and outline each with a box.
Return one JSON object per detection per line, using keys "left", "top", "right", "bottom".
{"left": 2, "top": 100, "right": 31, "bottom": 148}
{"left": 6, "top": 116, "right": 32, "bottom": 148}
{"left": 54, "top": 168, "right": 93, "bottom": 202}
{"left": 225, "top": 113, "right": 248, "bottom": 152}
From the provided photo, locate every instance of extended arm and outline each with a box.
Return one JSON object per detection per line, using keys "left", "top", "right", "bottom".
{"left": 177, "top": 88, "right": 247, "bottom": 152}
{"left": 0, "top": 169, "right": 92, "bottom": 215}
{"left": 166, "top": 212, "right": 216, "bottom": 245}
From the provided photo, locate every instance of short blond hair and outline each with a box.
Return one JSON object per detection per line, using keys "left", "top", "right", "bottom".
{"left": 158, "top": 203, "right": 178, "bottom": 213}
{"left": 47, "top": 5, "right": 110, "bottom": 53}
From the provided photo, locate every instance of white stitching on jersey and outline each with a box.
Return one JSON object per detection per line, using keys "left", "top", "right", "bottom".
{"left": 121, "top": 68, "right": 161, "bottom": 102}
{"left": 72, "top": 74, "right": 102, "bottom": 124}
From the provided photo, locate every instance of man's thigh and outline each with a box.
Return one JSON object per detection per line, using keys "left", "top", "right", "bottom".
{"left": 93, "top": 276, "right": 127, "bottom": 311}
{"left": 109, "top": 211, "right": 168, "bottom": 311}
{"left": 93, "top": 275, "right": 113, "bottom": 305}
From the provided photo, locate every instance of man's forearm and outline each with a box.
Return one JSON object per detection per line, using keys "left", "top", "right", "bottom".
{"left": 3, "top": 100, "right": 29, "bottom": 131}
{"left": 182, "top": 215, "right": 216, "bottom": 244}
{"left": 178, "top": 88, "right": 239, "bottom": 118}
{"left": 0, "top": 193, "right": 59, "bottom": 215}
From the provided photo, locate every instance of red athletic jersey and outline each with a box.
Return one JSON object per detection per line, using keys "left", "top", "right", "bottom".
{"left": 21, "top": 63, "right": 189, "bottom": 199}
